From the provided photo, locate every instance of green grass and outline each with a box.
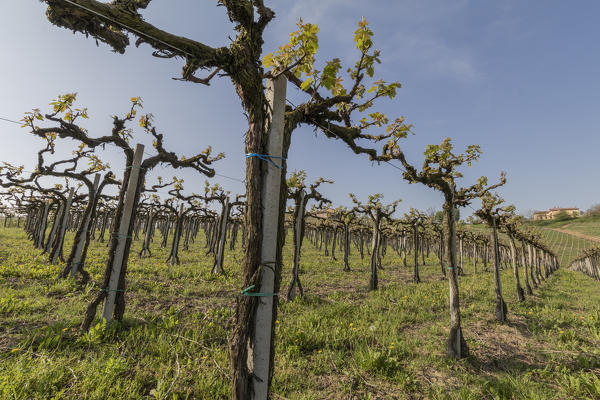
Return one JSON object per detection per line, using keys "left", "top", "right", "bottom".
{"left": 556, "top": 216, "right": 600, "bottom": 238}
{"left": 2, "top": 226, "right": 600, "bottom": 399}
{"left": 528, "top": 215, "right": 600, "bottom": 238}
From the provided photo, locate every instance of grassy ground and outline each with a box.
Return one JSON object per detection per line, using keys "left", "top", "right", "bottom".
{"left": 2, "top": 225, "right": 600, "bottom": 399}
{"left": 554, "top": 217, "right": 600, "bottom": 239}
{"left": 529, "top": 216, "right": 600, "bottom": 239}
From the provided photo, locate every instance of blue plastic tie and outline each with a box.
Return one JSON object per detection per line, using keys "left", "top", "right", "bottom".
{"left": 241, "top": 284, "right": 278, "bottom": 297}
{"left": 101, "top": 287, "right": 125, "bottom": 292}
{"left": 245, "top": 153, "right": 286, "bottom": 169}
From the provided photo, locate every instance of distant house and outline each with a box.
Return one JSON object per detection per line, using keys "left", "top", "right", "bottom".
{"left": 533, "top": 207, "right": 580, "bottom": 221}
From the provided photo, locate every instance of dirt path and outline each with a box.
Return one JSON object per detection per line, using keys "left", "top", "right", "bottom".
{"left": 551, "top": 227, "right": 600, "bottom": 244}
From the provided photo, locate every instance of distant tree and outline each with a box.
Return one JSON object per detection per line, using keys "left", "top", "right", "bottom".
{"left": 425, "top": 207, "right": 438, "bottom": 219}
{"left": 434, "top": 208, "right": 459, "bottom": 224}
{"left": 553, "top": 211, "right": 572, "bottom": 222}
{"left": 465, "top": 215, "right": 478, "bottom": 224}
{"left": 586, "top": 204, "right": 600, "bottom": 216}
{"left": 522, "top": 209, "right": 535, "bottom": 220}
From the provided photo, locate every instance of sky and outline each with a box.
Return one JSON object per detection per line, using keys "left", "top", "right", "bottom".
{"left": 1, "top": 0, "right": 599, "bottom": 218}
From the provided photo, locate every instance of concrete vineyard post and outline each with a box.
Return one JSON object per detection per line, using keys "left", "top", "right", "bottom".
{"left": 413, "top": 224, "right": 420, "bottom": 283}
{"left": 213, "top": 196, "right": 230, "bottom": 275}
{"left": 369, "top": 217, "right": 379, "bottom": 290}
{"left": 250, "top": 75, "right": 286, "bottom": 400}
{"left": 102, "top": 144, "right": 144, "bottom": 324}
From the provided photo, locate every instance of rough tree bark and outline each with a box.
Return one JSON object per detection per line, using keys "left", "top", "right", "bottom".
{"left": 491, "top": 217, "right": 508, "bottom": 322}
{"left": 443, "top": 200, "right": 469, "bottom": 358}
{"left": 287, "top": 189, "right": 305, "bottom": 300}
{"left": 508, "top": 233, "right": 525, "bottom": 302}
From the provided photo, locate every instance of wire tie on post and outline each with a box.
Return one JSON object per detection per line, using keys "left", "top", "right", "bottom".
{"left": 245, "top": 153, "right": 286, "bottom": 169}
{"left": 241, "top": 284, "right": 278, "bottom": 297}
{"left": 260, "top": 261, "right": 278, "bottom": 273}
{"left": 126, "top": 165, "right": 145, "bottom": 170}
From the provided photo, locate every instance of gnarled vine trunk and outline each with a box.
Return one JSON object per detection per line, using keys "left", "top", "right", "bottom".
{"left": 508, "top": 233, "right": 525, "bottom": 302}
{"left": 444, "top": 201, "right": 469, "bottom": 359}
{"left": 491, "top": 218, "right": 508, "bottom": 322}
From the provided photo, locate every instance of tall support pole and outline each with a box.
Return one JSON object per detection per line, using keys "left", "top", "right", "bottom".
{"left": 369, "top": 217, "right": 380, "bottom": 290}
{"left": 413, "top": 224, "right": 420, "bottom": 283}
{"left": 70, "top": 174, "right": 101, "bottom": 276}
{"left": 250, "top": 76, "right": 286, "bottom": 400}
{"left": 51, "top": 188, "right": 74, "bottom": 264}
{"left": 439, "top": 231, "right": 445, "bottom": 275}
{"left": 472, "top": 240, "right": 477, "bottom": 272}
{"left": 458, "top": 235, "right": 464, "bottom": 275}
{"left": 213, "top": 197, "right": 230, "bottom": 275}
{"left": 102, "top": 144, "right": 144, "bottom": 324}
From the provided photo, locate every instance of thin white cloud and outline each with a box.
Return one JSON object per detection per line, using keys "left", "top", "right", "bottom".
{"left": 276, "top": 0, "right": 481, "bottom": 82}
{"left": 287, "top": 0, "right": 358, "bottom": 26}
{"left": 390, "top": 33, "right": 482, "bottom": 82}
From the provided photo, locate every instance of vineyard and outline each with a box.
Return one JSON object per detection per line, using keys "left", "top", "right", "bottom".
{"left": 1, "top": 213, "right": 600, "bottom": 399}
{"left": 527, "top": 226, "right": 597, "bottom": 268}
{"left": 1, "top": 1, "right": 600, "bottom": 400}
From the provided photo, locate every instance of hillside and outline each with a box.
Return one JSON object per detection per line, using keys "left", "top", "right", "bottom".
{"left": 526, "top": 216, "right": 600, "bottom": 266}
{"left": 464, "top": 216, "right": 600, "bottom": 267}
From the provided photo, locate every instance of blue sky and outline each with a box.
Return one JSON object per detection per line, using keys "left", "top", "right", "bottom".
{"left": 1, "top": 1, "right": 599, "bottom": 217}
